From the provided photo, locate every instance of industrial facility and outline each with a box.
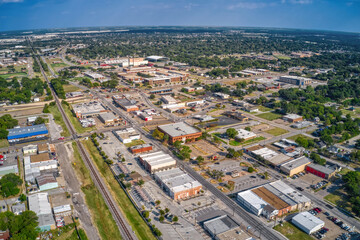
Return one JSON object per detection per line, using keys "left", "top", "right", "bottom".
{"left": 138, "top": 151, "right": 177, "bottom": 174}
{"left": 7, "top": 124, "right": 49, "bottom": 144}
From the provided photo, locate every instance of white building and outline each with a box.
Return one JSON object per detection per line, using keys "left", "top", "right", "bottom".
{"left": 113, "top": 128, "right": 140, "bottom": 144}
{"left": 139, "top": 151, "right": 177, "bottom": 173}
{"left": 237, "top": 190, "right": 268, "bottom": 216}
{"left": 292, "top": 212, "right": 324, "bottom": 234}
{"left": 214, "top": 93, "right": 230, "bottom": 99}
{"left": 235, "top": 128, "right": 257, "bottom": 141}
{"left": 23, "top": 145, "right": 38, "bottom": 155}
{"left": 28, "top": 193, "right": 55, "bottom": 232}
{"left": 161, "top": 95, "right": 177, "bottom": 104}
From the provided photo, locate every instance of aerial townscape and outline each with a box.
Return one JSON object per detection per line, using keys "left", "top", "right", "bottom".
{"left": 0, "top": 1, "right": 360, "bottom": 240}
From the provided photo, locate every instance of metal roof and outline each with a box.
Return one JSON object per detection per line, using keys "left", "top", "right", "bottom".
{"left": 203, "top": 215, "right": 239, "bottom": 236}
{"left": 7, "top": 124, "right": 48, "bottom": 140}
{"left": 28, "top": 193, "right": 52, "bottom": 215}
{"left": 280, "top": 156, "right": 311, "bottom": 170}
{"left": 307, "top": 163, "right": 336, "bottom": 175}
{"left": 292, "top": 212, "right": 324, "bottom": 232}
{"left": 237, "top": 190, "right": 268, "bottom": 212}
{"left": 158, "top": 122, "right": 200, "bottom": 137}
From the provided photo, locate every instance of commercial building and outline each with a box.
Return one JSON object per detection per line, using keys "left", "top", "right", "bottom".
{"left": 252, "top": 187, "right": 291, "bottom": 216}
{"left": 279, "top": 156, "right": 311, "bottom": 176}
{"left": 84, "top": 71, "right": 106, "bottom": 80}
{"left": 146, "top": 56, "right": 169, "bottom": 62}
{"left": 36, "top": 174, "right": 58, "bottom": 191}
{"left": 129, "top": 143, "right": 153, "bottom": 154}
{"left": 113, "top": 128, "right": 140, "bottom": 144}
{"left": 72, "top": 101, "right": 107, "bottom": 119}
{"left": 139, "top": 112, "right": 152, "bottom": 121}
{"left": 139, "top": 151, "right": 176, "bottom": 173}
{"left": 7, "top": 124, "right": 49, "bottom": 144}
{"left": 223, "top": 112, "right": 249, "bottom": 123}
{"left": 149, "top": 88, "right": 172, "bottom": 95}
{"left": 235, "top": 128, "right": 257, "bottom": 141}
{"left": 115, "top": 98, "right": 139, "bottom": 112}
{"left": 279, "top": 76, "right": 312, "bottom": 86}
{"left": 23, "top": 145, "right": 37, "bottom": 155}
{"left": 245, "top": 145, "right": 291, "bottom": 167}
{"left": 161, "top": 95, "right": 177, "bottom": 104}
{"left": 214, "top": 93, "right": 230, "bottom": 99}
{"left": 283, "top": 114, "right": 303, "bottom": 123}
{"left": 27, "top": 116, "right": 37, "bottom": 125}
{"left": 37, "top": 143, "right": 49, "bottom": 154}
{"left": 28, "top": 193, "right": 55, "bottom": 232}
{"left": 104, "top": 57, "right": 148, "bottom": 67}
{"left": 65, "top": 91, "right": 83, "bottom": 99}
{"left": 98, "top": 112, "right": 121, "bottom": 126}
{"left": 154, "top": 167, "right": 202, "bottom": 200}
{"left": 157, "top": 122, "right": 202, "bottom": 144}
{"left": 144, "top": 72, "right": 187, "bottom": 86}
{"left": 306, "top": 163, "right": 336, "bottom": 179}
{"left": 24, "top": 154, "right": 58, "bottom": 183}
{"left": 53, "top": 204, "right": 72, "bottom": 217}
{"left": 292, "top": 212, "right": 324, "bottom": 234}
{"left": 237, "top": 190, "right": 268, "bottom": 216}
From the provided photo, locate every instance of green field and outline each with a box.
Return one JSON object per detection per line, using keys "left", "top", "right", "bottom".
{"left": 256, "top": 112, "right": 282, "bottom": 121}
{"left": 324, "top": 190, "right": 352, "bottom": 211}
{"left": 265, "top": 127, "right": 288, "bottom": 136}
{"left": 229, "top": 136, "right": 266, "bottom": 146}
{"left": 275, "top": 55, "right": 291, "bottom": 60}
{"left": 63, "top": 84, "right": 81, "bottom": 93}
{"left": 62, "top": 103, "right": 95, "bottom": 134}
{"left": 229, "top": 140, "right": 241, "bottom": 146}
{"left": 258, "top": 106, "right": 272, "bottom": 112}
{"left": 274, "top": 222, "right": 313, "bottom": 240}
{"left": 0, "top": 72, "right": 27, "bottom": 79}
{"left": 51, "top": 63, "right": 68, "bottom": 68}
{"left": 287, "top": 134, "right": 312, "bottom": 141}
{"left": 124, "top": 139, "right": 145, "bottom": 148}
{"left": 0, "top": 139, "right": 9, "bottom": 148}
{"left": 48, "top": 104, "right": 70, "bottom": 137}
{"left": 71, "top": 142, "right": 122, "bottom": 240}
{"left": 83, "top": 140, "right": 157, "bottom": 240}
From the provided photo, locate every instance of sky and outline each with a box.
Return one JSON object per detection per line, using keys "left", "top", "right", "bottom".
{"left": 0, "top": 0, "right": 359, "bottom": 33}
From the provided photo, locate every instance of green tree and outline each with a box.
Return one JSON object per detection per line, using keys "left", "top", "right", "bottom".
{"left": 0, "top": 211, "right": 39, "bottom": 240}
{"left": 172, "top": 216, "right": 178, "bottom": 223}
{"left": 196, "top": 156, "right": 204, "bottom": 165}
{"left": 138, "top": 179, "right": 145, "bottom": 186}
{"left": 150, "top": 94, "right": 155, "bottom": 99}
{"left": 226, "top": 128, "right": 238, "bottom": 139}
{"left": 248, "top": 167, "right": 255, "bottom": 173}
{"left": 34, "top": 117, "right": 45, "bottom": 125}
{"left": 152, "top": 128, "right": 164, "bottom": 140}
{"left": 0, "top": 173, "right": 22, "bottom": 197}
{"left": 19, "top": 194, "right": 26, "bottom": 202}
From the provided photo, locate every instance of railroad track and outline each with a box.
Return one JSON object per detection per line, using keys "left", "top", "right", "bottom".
{"left": 28, "top": 41, "right": 136, "bottom": 240}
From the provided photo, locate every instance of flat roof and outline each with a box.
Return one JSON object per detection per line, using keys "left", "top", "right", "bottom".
{"left": 158, "top": 122, "right": 200, "bottom": 138}
{"left": 8, "top": 124, "right": 48, "bottom": 139}
{"left": 292, "top": 212, "right": 324, "bottom": 231}
{"left": 99, "top": 112, "right": 118, "bottom": 121}
{"left": 203, "top": 215, "right": 239, "bottom": 236}
{"left": 235, "top": 128, "right": 257, "bottom": 139}
{"left": 252, "top": 187, "right": 289, "bottom": 210}
{"left": 263, "top": 184, "right": 298, "bottom": 207}
{"left": 280, "top": 156, "right": 311, "bottom": 170}
{"left": 269, "top": 180, "right": 311, "bottom": 204}
{"left": 130, "top": 143, "right": 152, "bottom": 150}
{"left": 53, "top": 204, "right": 71, "bottom": 214}
{"left": 36, "top": 174, "right": 57, "bottom": 186}
{"left": 23, "top": 144, "right": 37, "bottom": 151}
{"left": 37, "top": 143, "right": 48, "bottom": 152}
{"left": 139, "top": 151, "right": 176, "bottom": 169}
{"left": 28, "top": 193, "right": 52, "bottom": 215}
{"left": 30, "top": 153, "right": 51, "bottom": 163}
{"left": 72, "top": 101, "right": 106, "bottom": 115}
{"left": 237, "top": 190, "right": 268, "bottom": 212}
{"left": 307, "top": 163, "right": 335, "bottom": 175}
{"left": 155, "top": 168, "right": 201, "bottom": 193}
{"left": 284, "top": 114, "right": 302, "bottom": 120}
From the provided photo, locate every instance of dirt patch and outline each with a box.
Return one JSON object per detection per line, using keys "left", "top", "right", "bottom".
{"left": 187, "top": 140, "right": 222, "bottom": 159}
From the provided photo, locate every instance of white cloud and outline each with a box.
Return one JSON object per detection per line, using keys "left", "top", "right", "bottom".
{"left": 227, "top": 2, "right": 268, "bottom": 10}
{"left": 184, "top": 3, "right": 199, "bottom": 10}
{"left": 282, "top": 0, "right": 313, "bottom": 4}
{"left": 1, "top": 0, "right": 23, "bottom": 3}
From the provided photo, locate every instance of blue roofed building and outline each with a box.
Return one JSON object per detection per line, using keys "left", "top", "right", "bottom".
{"left": 7, "top": 124, "right": 49, "bottom": 144}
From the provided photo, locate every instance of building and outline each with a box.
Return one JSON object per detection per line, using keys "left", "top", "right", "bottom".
{"left": 186, "top": 99, "right": 205, "bottom": 107}
{"left": 237, "top": 190, "right": 267, "bottom": 216}
{"left": 235, "top": 128, "right": 257, "bottom": 141}
{"left": 157, "top": 122, "right": 202, "bottom": 144}
{"left": 244, "top": 105, "right": 259, "bottom": 113}
{"left": 144, "top": 72, "right": 187, "bottom": 86}
{"left": 53, "top": 204, "right": 72, "bottom": 217}
{"left": 113, "top": 128, "right": 140, "bottom": 144}
{"left": 154, "top": 168, "right": 202, "bottom": 200}
{"left": 115, "top": 98, "right": 139, "bottom": 112}
{"left": 214, "top": 93, "right": 230, "bottom": 99}
{"left": 146, "top": 56, "right": 169, "bottom": 62}
{"left": 252, "top": 187, "right": 291, "bottom": 216}
{"left": 24, "top": 154, "right": 58, "bottom": 183}
{"left": 245, "top": 145, "right": 291, "bottom": 167}
{"left": 37, "top": 143, "right": 49, "bottom": 154}
{"left": 223, "top": 111, "right": 249, "bottom": 122}
{"left": 30, "top": 153, "right": 51, "bottom": 163}
{"left": 27, "top": 116, "right": 37, "bottom": 125}
{"left": 11, "top": 203, "right": 26, "bottom": 215}
{"left": 149, "top": 88, "right": 172, "bottom": 95}
{"left": 36, "top": 174, "right": 58, "bottom": 191}
{"left": 161, "top": 95, "right": 177, "bottom": 104}
{"left": 139, "top": 112, "right": 152, "bottom": 121}
{"left": 202, "top": 215, "right": 253, "bottom": 240}
{"left": 98, "top": 112, "right": 121, "bottom": 126}
{"left": 0, "top": 230, "right": 10, "bottom": 240}
{"left": 279, "top": 156, "right": 311, "bottom": 176}
{"left": 292, "top": 212, "right": 324, "bottom": 234}
{"left": 65, "top": 91, "right": 84, "bottom": 99}
{"left": 84, "top": 71, "right": 106, "bottom": 80}
{"left": 28, "top": 193, "right": 55, "bottom": 232}
{"left": 139, "top": 151, "right": 176, "bottom": 173}
{"left": 129, "top": 143, "right": 153, "bottom": 154}
{"left": 0, "top": 165, "right": 18, "bottom": 177}
{"left": 72, "top": 101, "right": 108, "bottom": 119}
{"left": 7, "top": 124, "right": 49, "bottom": 144}
{"left": 23, "top": 145, "right": 37, "bottom": 155}
{"left": 306, "top": 163, "right": 336, "bottom": 179}
{"left": 104, "top": 57, "right": 148, "bottom": 67}
{"left": 279, "top": 76, "right": 312, "bottom": 86}
{"left": 283, "top": 114, "right": 303, "bottom": 123}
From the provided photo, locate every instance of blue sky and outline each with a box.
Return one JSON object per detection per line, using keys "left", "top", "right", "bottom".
{"left": 0, "top": 0, "right": 359, "bottom": 32}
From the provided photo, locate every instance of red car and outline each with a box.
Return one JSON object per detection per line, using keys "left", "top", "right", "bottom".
{"left": 58, "top": 137, "right": 65, "bottom": 140}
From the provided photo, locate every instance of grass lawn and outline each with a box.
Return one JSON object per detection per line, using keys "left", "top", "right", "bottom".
{"left": 51, "top": 63, "right": 68, "bottom": 68}
{"left": 229, "top": 140, "right": 241, "bottom": 146}
{"left": 256, "top": 112, "right": 282, "bottom": 121}
{"left": 274, "top": 222, "right": 313, "bottom": 240}
{"left": 265, "top": 127, "right": 289, "bottom": 136}
{"left": 82, "top": 140, "right": 156, "bottom": 240}
{"left": 258, "top": 106, "right": 272, "bottom": 112}
{"left": 0, "top": 72, "right": 27, "bottom": 79}
{"left": 48, "top": 104, "right": 70, "bottom": 137}
{"left": 63, "top": 84, "right": 81, "bottom": 93}
{"left": 0, "top": 139, "right": 9, "bottom": 148}
{"left": 71, "top": 142, "right": 122, "bottom": 240}
{"left": 324, "top": 190, "right": 352, "bottom": 212}
{"left": 242, "top": 136, "right": 266, "bottom": 146}
{"left": 287, "top": 134, "right": 312, "bottom": 141}
{"left": 124, "top": 139, "right": 145, "bottom": 148}
{"left": 62, "top": 103, "right": 95, "bottom": 134}
{"left": 275, "top": 55, "right": 291, "bottom": 60}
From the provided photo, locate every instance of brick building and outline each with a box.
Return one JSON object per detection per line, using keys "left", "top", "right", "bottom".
{"left": 157, "top": 122, "right": 202, "bottom": 144}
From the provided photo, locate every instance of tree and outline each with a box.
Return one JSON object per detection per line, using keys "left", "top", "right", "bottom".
{"left": 172, "top": 216, "right": 178, "bottom": 223}
{"left": 226, "top": 128, "right": 238, "bottom": 139}
{"left": 0, "top": 173, "right": 22, "bottom": 197}
{"left": 165, "top": 208, "right": 170, "bottom": 213}
{"left": 155, "top": 200, "right": 161, "bottom": 206}
{"left": 248, "top": 167, "right": 255, "bottom": 173}
{"left": 159, "top": 209, "right": 165, "bottom": 216}
{"left": 152, "top": 128, "right": 164, "bottom": 140}
{"left": 34, "top": 117, "right": 45, "bottom": 125}
{"left": 138, "top": 179, "right": 145, "bottom": 186}
{"left": 149, "top": 94, "right": 155, "bottom": 99}
{"left": 196, "top": 156, "right": 204, "bottom": 165}
{"left": 245, "top": 127, "right": 251, "bottom": 131}
{"left": 43, "top": 104, "right": 50, "bottom": 113}
{"left": 142, "top": 211, "right": 150, "bottom": 219}
{"left": 19, "top": 194, "right": 26, "bottom": 202}
{"left": 0, "top": 210, "right": 39, "bottom": 240}
{"left": 310, "top": 152, "right": 326, "bottom": 166}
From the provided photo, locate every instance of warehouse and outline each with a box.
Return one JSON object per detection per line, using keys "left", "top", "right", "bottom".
{"left": 279, "top": 156, "right": 311, "bottom": 176}
{"left": 23, "top": 145, "right": 37, "bottom": 155}
{"left": 7, "top": 124, "right": 49, "bottom": 144}
{"left": 279, "top": 75, "right": 312, "bottom": 86}
{"left": 113, "top": 128, "right": 140, "bottom": 144}
{"left": 98, "top": 112, "right": 121, "bottom": 126}
{"left": 292, "top": 212, "right": 324, "bottom": 234}
{"left": 53, "top": 204, "right": 72, "bottom": 217}
{"left": 245, "top": 145, "right": 291, "bottom": 167}
{"left": 305, "top": 163, "right": 336, "bottom": 179}
{"left": 139, "top": 112, "right": 152, "bottom": 121}
{"left": 115, "top": 98, "right": 139, "bottom": 112}
{"left": 24, "top": 155, "right": 58, "bottom": 183}
{"left": 146, "top": 56, "right": 169, "bottom": 62}
{"left": 161, "top": 95, "right": 178, "bottom": 104}
{"left": 237, "top": 190, "right": 268, "bottom": 216}
{"left": 235, "top": 128, "right": 257, "bottom": 141}
{"left": 129, "top": 143, "right": 153, "bottom": 154}
{"left": 139, "top": 151, "right": 176, "bottom": 173}
{"left": 154, "top": 167, "right": 202, "bottom": 200}
{"left": 36, "top": 174, "right": 58, "bottom": 191}
{"left": 72, "top": 101, "right": 108, "bottom": 119}
{"left": 28, "top": 193, "right": 55, "bottom": 232}
{"left": 158, "top": 122, "right": 202, "bottom": 144}
{"left": 37, "top": 143, "right": 49, "bottom": 154}
{"left": 283, "top": 114, "right": 303, "bottom": 123}
{"left": 252, "top": 187, "right": 291, "bottom": 216}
